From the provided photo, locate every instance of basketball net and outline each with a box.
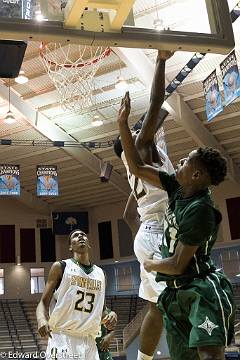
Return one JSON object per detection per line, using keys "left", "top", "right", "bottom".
{"left": 40, "top": 43, "right": 111, "bottom": 113}
{"left": 155, "top": 126, "right": 168, "bottom": 154}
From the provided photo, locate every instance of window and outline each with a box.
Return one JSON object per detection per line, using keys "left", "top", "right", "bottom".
{"left": 0, "top": 225, "right": 15, "bottom": 263}
{"left": 115, "top": 266, "right": 133, "bottom": 291}
{"left": 98, "top": 221, "right": 113, "bottom": 260}
{"left": 226, "top": 197, "right": 240, "bottom": 240}
{"left": 40, "top": 228, "right": 56, "bottom": 262}
{"left": 30, "top": 268, "right": 45, "bottom": 294}
{"left": 117, "top": 219, "right": 134, "bottom": 257}
{"left": 20, "top": 228, "right": 36, "bottom": 262}
{"left": 0, "top": 269, "right": 4, "bottom": 295}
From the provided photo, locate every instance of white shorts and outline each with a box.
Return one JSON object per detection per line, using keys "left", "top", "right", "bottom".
{"left": 134, "top": 222, "right": 166, "bottom": 303}
{"left": 45, "top": 332, "right": 99, "bottom": 360}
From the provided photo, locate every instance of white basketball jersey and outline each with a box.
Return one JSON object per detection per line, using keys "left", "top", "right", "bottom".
{"left": 48, "top": 259, "right": 105, "bottom": 339}
{"left": 122, "top": 146, "right": 174, "bottom": 223}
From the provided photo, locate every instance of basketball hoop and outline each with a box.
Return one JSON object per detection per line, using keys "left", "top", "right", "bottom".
{"left": 155, "top": 126, "right": 167, "bottom": 154}
{"left": 40, "top": 43, "right": 111, "bottom": 113}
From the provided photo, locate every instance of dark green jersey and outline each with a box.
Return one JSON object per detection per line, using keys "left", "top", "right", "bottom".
{"left": 96, "top": 324, "right": 113, "bottom": 360}
{"left": 156, "top": 172, "right": 222, "bottom": 284}
{"left": 96, "top": 323, "right": 108, "bottom": 347}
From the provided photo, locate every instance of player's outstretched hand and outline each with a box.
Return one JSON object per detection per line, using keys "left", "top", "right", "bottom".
{"left": 117, "top": 91, "right": 131, "bottom": 125}
{"left": 102, "top": 311, "right": 117, "bottom": 330}
{"left": 38, "top": 318, "right": 52, "bottom": 338}
{"left": 157, "top": 50, "right": 174, "bottom": 61}
{"left": 143, "top": 259, "right": 155, "bottom": 273}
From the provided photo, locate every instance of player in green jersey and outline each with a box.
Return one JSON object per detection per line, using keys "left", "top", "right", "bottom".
{"left": 96, "top": 307, "right": 117, "bottom": 360}
{"left": 117, "top": 92, "right": 235, "bottom": 360}
{"left": 96, "top": 323, "right": 114, "bottom": 360}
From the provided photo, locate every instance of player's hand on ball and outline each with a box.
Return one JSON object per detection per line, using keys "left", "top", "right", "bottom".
{"left": 102, "top": 311, "right": 117, "bottom": 330}
{"left": 144, "top": 259, "right": 154, "bottom": 273}
{"left": 38, "top": 318, "right": 52, "bottom": 338}
{"left": 99, "top": 334, "right": 111, "bottom": 352}
{"left": 117, "top": 91, "right": 131, "bottom": 125}
{"left": 157, "top": 50, "right": 174, "bottom": 61}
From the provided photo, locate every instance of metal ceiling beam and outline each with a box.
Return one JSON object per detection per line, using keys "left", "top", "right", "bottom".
{"left": 115, "top": 48, "right": 240, "bottom": 184}
{"left": 0, "top": 84, "right": 130, "bottom": 202}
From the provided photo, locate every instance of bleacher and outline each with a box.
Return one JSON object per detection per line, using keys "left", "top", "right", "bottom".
{"left": 1, "top": 293, "right": 240, "bottom": 359}
{"left": 106, "top": 295, "right": 146, "bottom": 354}
{"left": 0, "top": 299, "right": 39, "bottom": 354}
{"left": 0, "top": 296, "right": 147, "bottom": 358}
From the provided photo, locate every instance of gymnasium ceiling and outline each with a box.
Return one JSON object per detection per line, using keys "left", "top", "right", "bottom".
{"left": 0, "top": 0, "right": 239, "bottom": 215}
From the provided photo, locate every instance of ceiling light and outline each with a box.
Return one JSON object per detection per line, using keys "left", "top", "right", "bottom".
{"left": 153, "top": 18, "right": 165, "bottom": 31}
{"left": 35, "top": 10, "right": 44, "bottom": 21}
{"left": 115, "top": 77, "right": 128, "bottom": 90}
{"left": 4, "top": 79, "right": 16, "bottom": 125}
{"left": 93, "top": 115, "right": 100, "bottom": 119}
{"left": 4, "top": 111, "right": 16, "bottom": 124}
{"left": 16, "top": 255, "right": 21, "bottom": 266}
{"left": 92, "top": 119, "right": 103, "bottom": 127}
{"left": 15, "top": 70, "right": 29, "bottom": 84}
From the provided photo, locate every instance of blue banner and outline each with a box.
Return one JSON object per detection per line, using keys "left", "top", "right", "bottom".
{"left": 220, "top": 49, "right": 240, "bottom": 107}
{"left": 203, "top": 70, "right": 223, "bottom": 121}
{"left": 0, "top": 164, "right": 20, "bottom": 195}
{"left": 37, "top": 165, "right": 58, "bottom": 196}
{"left": 52, "top": 212, "right": 89, "bottom": 235}
{"left": 22, "top": 0, "right": 34, "bottom": 20}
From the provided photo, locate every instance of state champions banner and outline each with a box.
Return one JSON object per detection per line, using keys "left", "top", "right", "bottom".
{"left": 220, "top": 49, "right": 240, "bottom": 107}
{"left": 203, "top": 70, "right": 223, "bottom": 122}
{"left": 0, "top": 164, "right": 20, "bottom": 196}
{"left": 36, "top": 165, "right": 59, "bottom": 196}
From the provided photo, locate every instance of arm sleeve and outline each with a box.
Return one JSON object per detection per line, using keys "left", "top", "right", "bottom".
{"left": 158, "top": 171, "right": 179, "bottom": 196}
{"left": 178, "top": 204, "right": 216, "bottom": 246}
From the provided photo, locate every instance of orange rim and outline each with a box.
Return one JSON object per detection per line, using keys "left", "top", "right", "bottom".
{"left": 39, "top": 42, "right": 111, "bottom": 68}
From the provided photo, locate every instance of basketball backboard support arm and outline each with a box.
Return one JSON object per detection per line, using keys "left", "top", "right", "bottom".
{"left": 64, "top": 0, "right": 136, "bottom": 30}
{"left": 0, "top": 0, "right": 234, "bottom": 54}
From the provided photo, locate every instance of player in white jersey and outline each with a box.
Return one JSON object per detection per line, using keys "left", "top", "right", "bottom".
{"left": 114, "top": 50, "right": 174, "bottom": 360}
{"left": 122, "top": 146, "right": 174, "bottom": 296}
{"left": 36, "top": 229, "right": 116, "bottom": 360}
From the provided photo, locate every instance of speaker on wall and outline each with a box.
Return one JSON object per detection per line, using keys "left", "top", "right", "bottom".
{"left": 100, "top": 161, "right": 113, "bottom": 182}
{"left": 0, "top": 40, "right": 27, "bottom": 78}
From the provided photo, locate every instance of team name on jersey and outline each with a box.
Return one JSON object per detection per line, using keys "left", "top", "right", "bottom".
{"left": 70, "top": 275, "right": 102, "bottom": 291}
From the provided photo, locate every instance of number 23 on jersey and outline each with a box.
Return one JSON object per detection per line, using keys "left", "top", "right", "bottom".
{"left": 75, "top": 290, "right": 95, "bottom": 313}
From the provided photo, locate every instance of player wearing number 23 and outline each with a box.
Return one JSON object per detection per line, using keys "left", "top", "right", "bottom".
{"left": 36, "top": 229, "right": 114, "bottom": 360}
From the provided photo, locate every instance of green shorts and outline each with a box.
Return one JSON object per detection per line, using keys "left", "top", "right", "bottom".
{"left": 158, "top": 271, "right": 235, "bottom": 360}
{"left": 98, "top": 350, "right": 112, "bottom": 360}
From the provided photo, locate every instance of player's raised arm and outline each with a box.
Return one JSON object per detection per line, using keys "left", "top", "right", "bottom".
{"left": 123, "top": 192, "right": 140, "bottom": 238}
{"left": 136, "top": 51, "right": 174, "bottom": 156}
{"left": 36, "top": 262, "right": 63, "bottom": 338}
{"left": 117, "top": 92, "right": 164, "bottom": 189}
